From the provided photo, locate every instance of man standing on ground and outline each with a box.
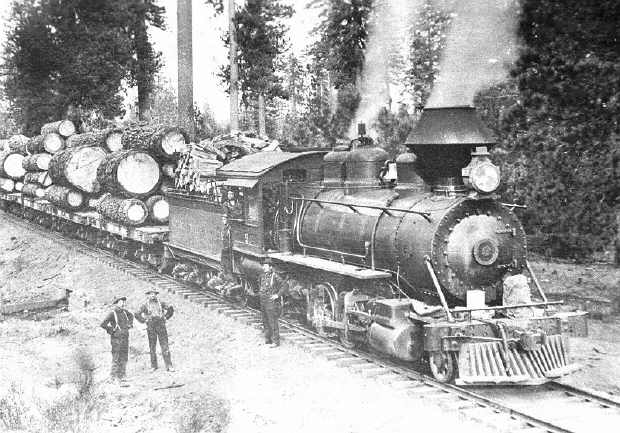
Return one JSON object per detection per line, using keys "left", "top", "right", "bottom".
{"left": 259, "top": 259, "right": 286, "bottom": 347}
{"left": 100, "top": 295, "right": 134, "bottom": 383}
{"left": 135, "top": 290, "right": 175, "bottom": 372}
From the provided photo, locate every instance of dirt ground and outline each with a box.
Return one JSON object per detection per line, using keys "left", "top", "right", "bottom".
{"left": 0, "top": 214, "right": 619, "bottom": 432}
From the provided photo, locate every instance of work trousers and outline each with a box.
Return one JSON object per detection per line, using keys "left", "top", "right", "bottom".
{"left": 110, "top": 330, "right": 129, "bottom": 379}
{"left": 260, "top": 296, "right": 280, "bottom": 345}
{"left": 147, "top": 319, "right": 172, "bottom": 369}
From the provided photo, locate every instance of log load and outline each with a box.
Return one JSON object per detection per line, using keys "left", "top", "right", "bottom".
{"left": 25, "top": 135, "right": 45, "bottom": 154}
{"left": 42, "top": 133, "right": 65, "bottom": 154}
{"left": 23, "top": 171, "right": 53, "bottom": 187}
{"left": 49, "top": 147, "right": 107, "bottom": 194}
{"left": 41, "top": 120, "right": 76, "bottom": 137}
{"left": 96, "top": 150, "right": 161, "bottom": 198}
{"left": 96, "top": 193, "right": 148, "bottom": 226}
{"left": 44, "top": 185, "right": 84, "bottom": 210}
{"left": 0, "top": 178, "right": 15, "bottom": 192}
{"left": 145, "top": 195, "right": 169, "bottom": 224}
{"left": 66, "top": 129, "right": 123, "bottom": 152}
{"left": 121, "top": 125, "right": 188, "bottom": 161}
{"left": 22, "top": 153, "right": 53, "bottom": 171}
{"left": 7, "top": 135, "right": 30, "bottom": 154}
{"left": 14, "top": 182, "right": 24, "bottom": 191}
{"left": 21, "top": 183, "right": 45, "bottom": 198}
{"left": 87, "top": 194, "right": 105, "bottom": 209}
{"left": 0, "top": 152, "right": 26, "bottom": 179}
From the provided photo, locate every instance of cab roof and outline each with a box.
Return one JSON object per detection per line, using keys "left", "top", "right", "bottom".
{"left": 217, "top": 151, "right": 325, "bottom": 178}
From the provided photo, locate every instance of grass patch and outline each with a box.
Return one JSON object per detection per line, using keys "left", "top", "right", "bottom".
{"left": 176, "top": 393, "right": 230, "bottom": 433}
{"left": 0, "top": 382, "right": 28, "bottom": 431}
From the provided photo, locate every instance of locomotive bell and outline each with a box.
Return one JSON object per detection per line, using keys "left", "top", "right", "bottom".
{"left": 405, "top": 106, "right": 496, "bottom": 190}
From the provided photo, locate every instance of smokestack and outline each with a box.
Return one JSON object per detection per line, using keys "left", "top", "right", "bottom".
{"left": 177, "top": 0, "right": 195, "bottom": 138}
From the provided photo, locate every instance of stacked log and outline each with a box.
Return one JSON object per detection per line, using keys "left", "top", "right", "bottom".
{"left": 96, "top": 193, "right": 148, "bottom": 226}
{"left": 0, "top": 178, "right": 15, "bottom": 192}
{"left": 145, "top": 195, "right": 169, "bottom": 224}
{"left": 22, "top": 183, "right": 45, "bottom": 198}
{"left": 22, "top": 153, "right": 52, "bottom": 171}
{"left": 25, "top": 135, "right": 45, "bottom": 154}
{"left": 44, "top": 185, "right": 84, "bottom": 210}
{"left": 48, "top": 147, "right": 107, "bottom": 194}
{"left": 14, "top": 182, "right": 24, "bottom": 192}
{"left": 24, "top": 171, "right": 53, "bottom": 187}
{"left": 121, "top": 125, "right": 187, "bottom": 161}
{"left": 41, "top": 120, "right": 76, "bottom": 137}
{"left": 96, "top": 150, "right": 161, "bottom": 198}
{"left": 7, "top": 135, "right": 29, "bottom": 154}
{"left": 42, "top": 133, "right": 65, "bottom": 154}
{"left": 66, "top": 129, "right": 123, "bottom": 152}
{"left": 0, "top": 151, "right": 26, "bottom": 179}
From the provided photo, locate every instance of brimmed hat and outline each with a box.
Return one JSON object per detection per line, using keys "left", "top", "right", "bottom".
{"left": 112, "top": 295, "right": 127, "bottom": 304}
{"left": 145, "top": 289, "right": 159, "bottom": 295}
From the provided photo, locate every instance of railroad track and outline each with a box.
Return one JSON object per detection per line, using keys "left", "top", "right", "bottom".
{"left": 2, "top": 210, "right": 619, "bottom": 433}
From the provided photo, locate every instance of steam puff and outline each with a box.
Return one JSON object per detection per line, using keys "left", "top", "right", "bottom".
{"left": 349, "top": 0, "right": 422, "bottom": 138}
{"left": 426, "top": 0, "right": 518, "bottom": 108}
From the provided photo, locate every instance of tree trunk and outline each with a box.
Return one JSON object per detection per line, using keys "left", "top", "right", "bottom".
{"left": 23, "top": 171, "right": 52, "bottom": 187}
{"left": 0, "top": 152, "right": 26, "bottom": 179}
{"left": 22, "top": 153, "right": 53, "bottom": 171}
{"left": 96, "top": 193, "right": 148, "bottom": 226}
{"left": 178, "top": 0, "right": 195, "bottom": 138}
{"left": 21, "top": 183, "right": 45, "bottom": 198}
{"left": 7, "top": 135, "right": 30, "bottom": 154}
{"left": 121, "top": 125, "right": 187, "bottom": 161}
{"left": 145, "top": 195, "right": 169, "bottom": 224}
{"left": 42, "top": 133, "right": 65, "bottom": 154}
{"left": 258, "top": 93, "right": 267, "bottom": 138}
{"left": 66, "top": 129, "right": 124, "bottom": 152}
{"left": 228, "top": 0, "right": 240, "bottom": 132}
{"left": 0, "top": 178, "right": 15, "bottom": 192}
{"left": 44, "top": 185, "right": 84, "bottom": 210}
{"left": 48, "top": 147, "right": 107, "bottom": 193}
{"left": 96, "top": 150, "right": 161, "bottom": 198}
{"left": 41, "top": 120, "right": 76, "bottom": 137}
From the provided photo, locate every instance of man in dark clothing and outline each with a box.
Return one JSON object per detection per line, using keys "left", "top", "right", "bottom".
{"left": 100, "top": 295, "right": 134, "bottom": 382}
{"left": 135, "top": 290, "right": 175, "bottom": 372}
{"left": 258, "top": 259, "right": 286, "bottom": 347}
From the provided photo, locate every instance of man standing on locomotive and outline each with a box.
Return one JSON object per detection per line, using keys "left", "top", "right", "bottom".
{"left": 135, "top": 290, "right": 175, "bottom": 372}
{"left": 259, "top": 258, "right": 286, "bottom": 347}
{"left": 100, "top": 295, "right": 134, "bottom": 383}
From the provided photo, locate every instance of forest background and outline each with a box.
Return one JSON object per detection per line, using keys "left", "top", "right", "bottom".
{"left": 0, "top": 0, "right": 618, "bottom": 262}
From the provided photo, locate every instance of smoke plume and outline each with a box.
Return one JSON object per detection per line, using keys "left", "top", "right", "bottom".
{"left": 349, "top": 0, "right": 421, "bottom": 138}
{"left": 426, "top": 0, "right": 519, "bottom": 108}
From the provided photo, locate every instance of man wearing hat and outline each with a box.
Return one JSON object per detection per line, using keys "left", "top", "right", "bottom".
{"left": 100, "top": 295, "right": 134, "bottom": 382}
{"left": 258, "top": 258, "right": 286, "bottom": 347}
{"left": 135, "top": 290, "right": 175, "bottom": 372}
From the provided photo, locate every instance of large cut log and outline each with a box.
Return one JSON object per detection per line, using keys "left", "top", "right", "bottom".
{"left": 22, "top": 153, "right": 52, "bottom": 171}
{"left": 24, "top": 171, "right": 53, "bottom": 187}
{"left": 21, "top": 182, "right": 45, "bottom": 198}
{"left": 41, "top": 120, "right": 76, "bottom": 137}
{"left": 49, "top": 147, "right": 107, "bottom": 193}
{"left": 145, "top": 195, "right": 169, "bottom": 224}
{"left": 0, "top": 152, "right": 26, "bottom": 179}
{"left": 96, "top": 150, "right": 161, "bottom": 198}
{"left": 42, "top": 133, "right": 65, "bottom": 154}
{"left": 7, "top": 135, "right": 29, "bottom": 154}
{"left": 121, "top": 124, "right": 188, "bottom": 161}
{"left": 0, "top": 178, "right": 15, "bottom": 192}
{"left": 44, "top": 185, "right": 84, "bottom": 210}
{"left": 96, "top": 193, "right": 148, "bottom": 226}
{"left": 66, "top": 129, "right": 123, "bottom": 152}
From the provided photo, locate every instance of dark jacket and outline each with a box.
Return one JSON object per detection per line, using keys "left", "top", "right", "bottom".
{"left": 101, "top": 307, "right": 134, "bottom": 335}
{"left": 258, "top": 270, "right": 286, "bottom": 298}
{"left": 135, "top": 299, "right": 174, "bottom": 325}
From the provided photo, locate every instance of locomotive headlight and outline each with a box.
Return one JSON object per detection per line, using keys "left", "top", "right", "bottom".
{"left": 470, "top": 162, "right": 501, "bottom": 193}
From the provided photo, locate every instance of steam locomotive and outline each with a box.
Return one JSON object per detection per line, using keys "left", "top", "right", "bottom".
{"left": 0, "top": 105, "right": 588, "bottom": 385}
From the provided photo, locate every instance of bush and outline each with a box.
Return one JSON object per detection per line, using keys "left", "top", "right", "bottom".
{"left": 0, "top": 382, "right": 28, "bottom": 431}
{"left": 176, "top": 394, "right": 230, "bottom": 433}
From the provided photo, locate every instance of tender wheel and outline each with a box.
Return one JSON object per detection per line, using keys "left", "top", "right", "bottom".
{"left": 429, "top": 351, "right": 457, "bottom": 383}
